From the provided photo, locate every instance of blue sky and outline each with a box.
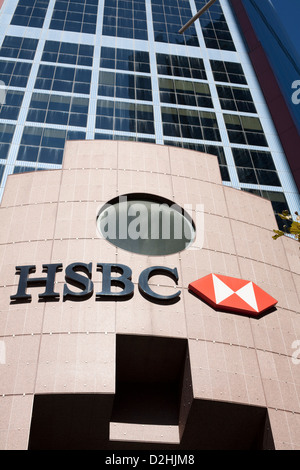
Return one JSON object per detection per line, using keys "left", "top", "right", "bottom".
{"left": 271, "top": 0, "right": 300, "bottom": 45}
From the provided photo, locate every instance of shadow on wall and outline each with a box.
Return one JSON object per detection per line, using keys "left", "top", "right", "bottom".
{"left": 28, "top": 334, "right": 275, "bottom": 450}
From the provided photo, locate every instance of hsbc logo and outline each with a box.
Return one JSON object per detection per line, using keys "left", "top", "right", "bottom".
{"left": 189, "top": 273, "right": 277, "bottom": 317}
{"left": 10, "top": 263, "right": 277, "bottom": 317}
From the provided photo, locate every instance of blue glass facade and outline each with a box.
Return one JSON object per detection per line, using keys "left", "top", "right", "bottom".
{"left": 241, "top": 0, "right": 300, "bottom": 134}
{"left": 0, "top": 0, "right": 299, "bottom": 224}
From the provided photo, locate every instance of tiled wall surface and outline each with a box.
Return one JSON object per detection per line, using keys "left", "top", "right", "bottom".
{"left": 0, "top": 141, "right": 299, "bottom": 449}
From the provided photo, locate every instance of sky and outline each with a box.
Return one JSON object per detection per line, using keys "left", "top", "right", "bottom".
{"left": 271, "top": 0, "right": 300, "bottom": 46}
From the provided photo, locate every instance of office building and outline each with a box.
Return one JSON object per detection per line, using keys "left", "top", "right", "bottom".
{"left": 0, "top": 0, "right": 299, "bottom": 221}
{"left": 0, "top": 0, "right": 299, "bottom": 450}
{"left": 230, "top": 0, "right": 300, "bottom": 196}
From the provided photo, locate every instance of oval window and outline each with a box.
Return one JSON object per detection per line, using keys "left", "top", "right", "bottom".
{"left": 96, "top": 193, "right": 196, "bottom": 256}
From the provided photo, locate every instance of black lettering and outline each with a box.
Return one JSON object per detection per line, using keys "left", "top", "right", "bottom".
{"left": 138, "top": 266, "right": 181, "bottom": 304}
{"left": 63, "top": 262, "right": 94, "bottom": 300}
{"left": 96, "top": 263, "right": 134, "bottom": 300}
{"left": 10, "top": 264, "right": 62, "bottom": 302}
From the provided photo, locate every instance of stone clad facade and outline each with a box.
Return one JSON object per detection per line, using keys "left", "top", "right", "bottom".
{"left": 0, "top": 141, "right": 299, "bottom": 450}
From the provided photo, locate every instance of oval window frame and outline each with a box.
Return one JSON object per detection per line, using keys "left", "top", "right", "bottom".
{"left": 96, "top": 193, "right": 196, "bottom": 256}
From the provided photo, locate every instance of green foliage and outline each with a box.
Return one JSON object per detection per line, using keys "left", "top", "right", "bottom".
{"left": 272, "top": 210, "right": 300, "bottom": 242}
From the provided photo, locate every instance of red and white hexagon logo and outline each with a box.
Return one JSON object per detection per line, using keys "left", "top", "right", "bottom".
{"left": 188, "top": 274, "right": 277, "bottom": 317}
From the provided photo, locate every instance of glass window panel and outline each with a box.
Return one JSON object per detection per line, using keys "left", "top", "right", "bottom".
{"left": 48, "top": 94, "right": 70, "bottom": 111}
{"left": 66, "top": 130, "right": 86, "bottom": 140}
{"left": 79, "top": 45, "right": 94, "bottom": 57}
{"left": 75, "top": 68, "right": 92, "bottom": 83}
{"left": 163, "top": 123, "right": 181, "bottom": 137}
{"left": 236, "top": 101, "right": 257, "bottom": 113}
{"left": 241, "top": 116, "right": 263, "bottom": 132}
{"left": 136, "top": 104, "right": 154, "bottom": 121}
{"left": 224, "top": 114, "right": 242, "bottom": 130}
{"left": 74, "top": 82, "right": 90, "bottom": 94}
{"left": 99, "top": 71, "right": 115, "bottom": 86}
{"left": 42, "top": 128, "right": 66, "bottom": 148}
{"left": 96, "top": 116, "right": 114, "bottom": 129}
{"left": 17, "top": 145, "right": 39, "bottom": 162}
{"left": 232, "top": 148, "right": 253, "bottom": 168}
{"left": 115, "top": 102, "right": 136, "bottom": 119}
{"left": 97, "top": 100, "right": 114, "bottom": 116}
{"left": 220, "top": 165, "right": 230, "bottom": 181}
{"left": 46, "top": 110, "right": 69, "bottom": 125}
{"left": 69, "top": 113, "right": 88, "bottom": 127}
{"left": 251, "top": 151, "right": 276, "bottom": 170}
{"left": 237, "top": 167, "right": 257, "bottom": 184}
{"left": 257, "top": 170, "right": 281, "bottom": 187}
{"left": 39, "top": 147, "right": 64, "bottom": 164}
{"left": 70, "top": 97, "right": 89, "bottom": 114}
{"left": 44, "top": 41, "right": 60, "bottom": 52}
{"left": 38, "top": 64, "right": 55, "bottom": 79}
{"left": 0, "top": 124, "right": 15, "bottom": 143}
{"left": 35, "top": 78, "right": 52, "bottom": 90}
{"left": 0, "top": 143, "right": 11, "bottom": 160}
{"left": 27, "top": 108, "right": 46, "bottom": 122}
{"left": 21, "top": 127, "right": 43, "bottom": 146}
{"left": 55, "top": 66, "right": 75, "bottom": 81}
{"left": 114, "top": 117, "right": 136, "bottom": 132}
{"left": 161, "top": 107, "right": 179, "bottom": 124}
{"left": 227, "top": 131, "right": 247, "bottom": 144}
{"left": 246, "top": 132, "right": 268, "bottom": 147}
{"left": 52, "top": 80, "right": 73, "bottom": 92}
{"left": 0, "top": 164, "right": 4, "bottom": 184}
{"left": 58, "top": 54, "right": 77, "bottom": 65}
{"left": 50, "top": 0, "right": 98, "bottom": 34}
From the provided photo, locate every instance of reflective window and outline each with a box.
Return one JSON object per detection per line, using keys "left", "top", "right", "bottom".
{"left": 161, "top": 107, "right": 221, "bottom": 141}
{"left": 0, "top": 60, "right": 32, "bottom": 88}
{"left": 224, "top": 115, "right": 268, "bottom": 147}
{"left": 0, "top": 164, "right": 5, "bottom": 185}
{"left": 27, "top": 93, "right": 89, "bottom": 127}
{"left": 50, "top": 0, "right": 99, "bottom": 35}
{"left": 157, "top": 54, "right": 207, "bottom": 80}
{"left": 0, "top": 36, "right": 39, "bottom": 61}
{"left": 103, "top": 0, "right": 148, "bottom": 40}
{"left": 100, "top": 48, "right": 150, "bottom": 74}
{"left": 195, "top": 0, "right": 236, "bottom": 51}
{"left": 11, "top": 0, "right": 50, "bottom": 28}
{"left": 159, "top": 78, "right": 213, "bottom": 108}
{"left": 217, "top": 85, "right": 257, "bottom": 113}
{"left": 0, "top": 124, "right": 16, "bottom": 160}
{"left": 210, "top": 60, "right": 248, "bottom": 85}
{"left": 95, "top": 133, "right": 155, "bottom": 144}
{"left": 0, "top": 90, "right": 24, "bottom": 121}
{"left": 151, "top": 0, "right": 199, "bottom": 47}
{"left": 42, "top": 41, "right": 94, "bottom": 67}
{"left": 17, "top": 127, "right": 68, "bottom": 165}
{"left": 35, "top": 64, "right": 91, "bottom": 94}
{"left": 98, "top": 71, "right": 152, "bottom": 102}
{"left": 233, "top": 148, "right": 281, "bottom": 187}
{"left": 96, "top": 100, "right": 155, "bottom": 136}
{"left": 13, "top": 165, "right": 35, "bottom": 175}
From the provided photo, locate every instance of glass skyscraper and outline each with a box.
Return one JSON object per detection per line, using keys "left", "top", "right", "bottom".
{"left": 241, "top": 0, "right": 300, "bottom": 134}
{"left": 0, "top": 0, "right": 299, "bottom": 224}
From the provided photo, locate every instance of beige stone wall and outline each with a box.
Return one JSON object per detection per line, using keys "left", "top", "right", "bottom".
{"left": 0, "top": 141, "right": 299, "bottom": 449}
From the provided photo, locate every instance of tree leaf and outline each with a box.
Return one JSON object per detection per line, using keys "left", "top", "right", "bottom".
{"left": 290, "top": 221, "right": 300, "bottom": 234}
